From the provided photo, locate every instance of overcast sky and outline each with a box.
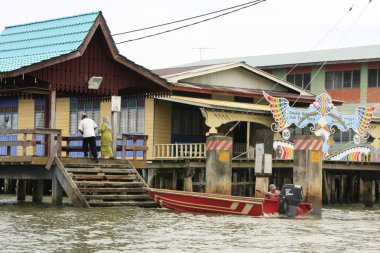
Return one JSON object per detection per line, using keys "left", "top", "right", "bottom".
{"left": 0, "top": 0, "right": 379, "bottom": 69}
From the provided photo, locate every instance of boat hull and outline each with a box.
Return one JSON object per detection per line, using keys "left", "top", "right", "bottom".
{"left": 148, "top": 188, "right": 312, "bottom": 217}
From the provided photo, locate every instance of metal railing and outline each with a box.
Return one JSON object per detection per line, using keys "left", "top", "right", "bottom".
{"left": 154, "top": 143, "right": 206, "bottom": 159}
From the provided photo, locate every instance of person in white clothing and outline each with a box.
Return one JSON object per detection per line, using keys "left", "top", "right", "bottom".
{"left": 78, "top": 113, "right": 98, "bottom": 162}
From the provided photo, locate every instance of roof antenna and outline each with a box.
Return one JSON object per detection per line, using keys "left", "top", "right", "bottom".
{"left": 192, "top": 47, "right": 216, "bottom": 60}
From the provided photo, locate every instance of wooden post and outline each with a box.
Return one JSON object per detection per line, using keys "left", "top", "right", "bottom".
{"left": 205, "top": 135, "right": 232, "bottom": 195}
{"left": 323, "top": 170, "right": 330, "bottom": 205}
{"left": 359, "top": 177, "right": 364, "bottom": 203}
{"left": 293, "top": 135, "right": 323, "bottom": 215}
{"left": 172, "top": 169, "right": 177, "bottom": 190}
{"left": 49, "top": 89, "right": 56, "bottom": 156}
{"left": 32, "top": 180, "right": 44, "bottom": 203}
{"left": 52, "top": 176, "right": 63, "bottom": 206}
{"left": 111, "top": 111, "right": 118, "bottom": 158}
{"left": 246, "top": 122, "right": 251, "bottom": 158}
{"left": 16, "top": 179, "right": 26, "bottom": 201}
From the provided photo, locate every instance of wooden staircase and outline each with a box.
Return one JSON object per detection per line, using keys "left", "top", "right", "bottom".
{"left": 62, "top": 161, "right": 157, "bottom": 207}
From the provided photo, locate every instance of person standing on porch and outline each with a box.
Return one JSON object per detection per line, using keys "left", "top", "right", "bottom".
{"left": 99, "top": 116, "right": 113, "bottom": 159}
{"left": 78, "top": 113, "right": 99, "bottom": 163}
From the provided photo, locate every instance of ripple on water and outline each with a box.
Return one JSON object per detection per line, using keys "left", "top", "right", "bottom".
{"left": 0, "top": 198, "right": 379, "bottom": 252}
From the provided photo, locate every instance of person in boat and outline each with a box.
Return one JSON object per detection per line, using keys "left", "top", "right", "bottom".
{"left": 269, "top": 184, "right": 281, "bottom": 196}
{"left": 263, "top": 184, "right": 281, "bottom": 201}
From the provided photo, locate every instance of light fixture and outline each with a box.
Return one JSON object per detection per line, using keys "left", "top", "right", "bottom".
{"left": 88, "top": 76, "right": 103, "bottom": 89}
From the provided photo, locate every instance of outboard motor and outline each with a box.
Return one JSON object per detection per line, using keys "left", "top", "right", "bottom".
{"left": 279, "top": 184, "right": 303, "bottom": 218}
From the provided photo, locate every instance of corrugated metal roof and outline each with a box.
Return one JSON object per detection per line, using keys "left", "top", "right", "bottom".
{"left": 0, "top": 12, "right": 99, "bottom": 72}
{"left": 179, "top": 44, "right": 380, "bottom": 68}
{"left": 159, "top": 95, "right": 271, "bottom": 113}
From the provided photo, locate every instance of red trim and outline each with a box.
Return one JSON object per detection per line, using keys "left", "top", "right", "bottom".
{"left": 325, "top": 63, "right": 360, "bottom": 72}
{"left": 287, "top": 66, "right": 312, "bottom": 74}
{"left": 368, "top": 62, "right": 380, "bottom": 69}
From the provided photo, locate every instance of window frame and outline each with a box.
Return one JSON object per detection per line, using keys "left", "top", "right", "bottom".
{"left": 286, "top": 73, "right": 311, "bottom": 90}
{"left": 325, "top": 70, "right": 360, "bottom": 89}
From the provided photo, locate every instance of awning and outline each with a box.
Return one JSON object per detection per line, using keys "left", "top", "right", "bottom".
{"left": 158, "top": 95, "right": 272, "bottom": 114}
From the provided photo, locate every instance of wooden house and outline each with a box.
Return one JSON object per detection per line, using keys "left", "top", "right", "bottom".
{"left": 0, "top": 11, "right": 171, "bottom": 157}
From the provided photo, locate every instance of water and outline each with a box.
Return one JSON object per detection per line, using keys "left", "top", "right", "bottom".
{"left": 0, "top": 196, "right": 379, "bottom": 253}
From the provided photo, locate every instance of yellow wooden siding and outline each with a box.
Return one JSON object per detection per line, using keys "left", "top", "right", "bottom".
{"left": 56, "top": 98, "right": 70, "bottom": 156}
{"left": 144, "top": 98, "right": 155, "bottom": 159}
{"left": 100, "top": 101, "right": 111, "bottom": 125}
{"left": 153, "top": 100, "right": 172, "bottom": 150}
{"left": 17, "top": 99, "right": 34, "bottom": 155}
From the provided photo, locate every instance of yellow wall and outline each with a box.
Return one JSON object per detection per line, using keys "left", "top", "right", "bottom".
{"left": 100, "top": 101, "right": 111, "bottom": 125}
{"left": 144, "top": 98, "right": 155, "bottom": 159}
{"left": 153, "top": 100, "right": 172, "bottom": 151}
{"left": 56, "top": 98, "right": 70, "bottom": 137}
{"left": 17, "top": 98, "right": 34, "bottom": 155}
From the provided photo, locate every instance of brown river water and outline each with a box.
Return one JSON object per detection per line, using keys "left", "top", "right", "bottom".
{"left": 0, "top": 195, "right": 379, "bottom": 253}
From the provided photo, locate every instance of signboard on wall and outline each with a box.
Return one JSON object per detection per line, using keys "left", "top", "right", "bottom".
{"left": 111, "top": 96, "right": 121, "bottom": 112}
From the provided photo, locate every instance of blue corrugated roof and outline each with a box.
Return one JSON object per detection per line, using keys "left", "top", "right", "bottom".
{"left": 0, "top": 12, "right": 99, "bottom": 72}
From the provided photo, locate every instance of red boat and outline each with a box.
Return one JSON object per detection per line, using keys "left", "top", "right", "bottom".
{"left": 147, "top": 188, "right": 313, "bottom": 217}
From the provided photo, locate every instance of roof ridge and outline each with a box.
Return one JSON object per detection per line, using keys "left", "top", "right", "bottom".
{"left": 4, "top": 11, "right": 100, "bottom": 30}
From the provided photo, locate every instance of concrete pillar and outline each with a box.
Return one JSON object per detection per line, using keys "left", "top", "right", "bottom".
{"left": 205, "top": 135, "right": 232, "bottom": 195}
{"left": 293, "top": 135, "right": 323, "bottom": 215}
{"left": 183, "top": 168, "right": 194, "bottom": 192}
{"left": 254, "top": 129, "right": 273, "bottom": 196}
{"left": 147, "top": 169, "right": 157, "bottom": 188}
{"left": 32, "top": 180, "right": 44, "bottom": 203}
{"left": 16, "top": 179, "right": 26, "bottom": 201}
{"left": 52, "top": 176, "right": 63, "bottom": 206}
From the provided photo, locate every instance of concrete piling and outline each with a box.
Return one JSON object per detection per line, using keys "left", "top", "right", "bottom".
{"left": 205, "top": 135, "right": 232, "bottom": 195}
{"left": 293, "top": 135, "right": 323, "bottom": 215}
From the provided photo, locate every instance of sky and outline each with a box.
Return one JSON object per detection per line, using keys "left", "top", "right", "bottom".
{"left": 0, "top": 0, "right": 379, "bottom": 69}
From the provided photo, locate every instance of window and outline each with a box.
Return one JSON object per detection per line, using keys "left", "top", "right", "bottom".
{"left": 333, "top": 129, "right": 355, "bottom": 143}
{"left": 0, "top": 97, "right": 18, "bottom": 129}
{"left": 368, "top": 68, "right": 380, "bottom": 88}
{"left": 69, "top": 97, "right": 100, "bottom": 134}
{"left": 287, "top": 73, "right": 311, "bottom": 90}
{"left": 0, "top": 97, "right": 18, "bottom": 156}
{"left": 34, "top": 97, "right": 46, "bottom": 128}
{"left": 34, "top": 97, "right": 46, "bottom": 156}
{"left": 118, "top": 98, "right": 145, "bottom": 134}
{"left": 172, "top": 107, "right": 202, "bottom": 136}
{"left": 325, "top": 70, "right": 360, "bottom": 89}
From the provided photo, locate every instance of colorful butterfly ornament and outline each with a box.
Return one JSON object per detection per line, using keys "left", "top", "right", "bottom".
{"left": 263, "top": 91, "right": 378, "bottom": 154}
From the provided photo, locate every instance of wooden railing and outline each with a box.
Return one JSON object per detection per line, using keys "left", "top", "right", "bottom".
{"left": 0, "top": 128, "right": 62, "bottom": 159}
{"left": 61, "top": 134, "right": 148, "bottom": 160}
{"left": 154, "top": 143, "right": 206, "bottom": 159}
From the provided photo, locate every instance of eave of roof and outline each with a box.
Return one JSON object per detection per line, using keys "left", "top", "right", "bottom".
{"left": 171, "top": 82, "right": 343, "bottom": 105}
{"left": 158, "top": 95, "right": 272, "bottom": 114}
